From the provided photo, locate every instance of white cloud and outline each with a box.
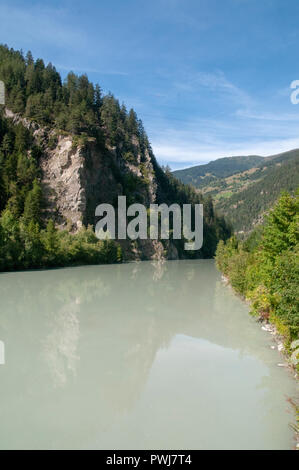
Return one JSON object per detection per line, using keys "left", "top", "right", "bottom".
{"left": 235, "top": 109, "right": 299, "bottom": 121}
{"left": 173, "top": 70, "right": 255, "bottom": 109}
{"left": 152, "top": 137, "right": 299, "bottom": 167}
{"left": 145, "top": 70, "right": 299, "bottom": 167}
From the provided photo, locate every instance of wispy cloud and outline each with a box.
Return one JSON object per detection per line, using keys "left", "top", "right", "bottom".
{"left": 2, "top": 1, "right": 299, "bottom": 170}
{"left": 149, "top": 97, "right": 299, "bottom": 168}
{"left": 139, "top": 69, "right": 299, "bottom": 168}
{"left": 173, "top": 70, "right": 255, "bottom": 109}
{"left": 56, "top": 64, "right": 128, "bottom": 76}
{"left": 152, "top": 137, "right": 299, "bottom": 169}
{"left": 0, "top": 4, "right": 87, "bottom": 50}
{"left": 235, "top": 109, "right": 299, "bottom": 121}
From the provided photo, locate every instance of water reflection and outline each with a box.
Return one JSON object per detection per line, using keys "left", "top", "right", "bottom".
{"left": 42, "top": 299, "right": 80, "bottom": 388}
{"left": 151, "top": 258, "right": 166, "bottom": 282}
{"left": 0, "top": 261, "right": 297, "bottom": 449}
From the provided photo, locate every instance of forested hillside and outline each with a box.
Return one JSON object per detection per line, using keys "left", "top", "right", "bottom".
{"left": 216, "top": 153, "right": 299, "bottom": 232}
{"left": 174, "top": 149, "right": 299, "bottom": 232}
{"left": 173, "top": 155, "right": 264, "bottom": 187}
{"left": 0, "top": 45, "right": 231, "bottom": 270}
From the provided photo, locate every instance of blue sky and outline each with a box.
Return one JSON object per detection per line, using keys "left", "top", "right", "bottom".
{"left": 1, "top": 0, "right": 299, "bottom": 169}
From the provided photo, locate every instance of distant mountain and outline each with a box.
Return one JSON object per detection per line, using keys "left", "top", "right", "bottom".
{"left": 173, "top": 155, "right": 264, "bottom": 188}
{"left": 173, "top": 150, "right": 299, "bottom": 232}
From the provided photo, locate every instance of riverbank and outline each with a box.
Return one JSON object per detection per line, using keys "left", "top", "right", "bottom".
{"left": 221, "top": 272, "right": 298, "bottom": 371}
{"left": 220, "top": 272, "right": 299, "bottom": 449}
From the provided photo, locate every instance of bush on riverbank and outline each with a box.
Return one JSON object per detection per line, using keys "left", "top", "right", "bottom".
{"left": 215, "top": 190, "right": 299, "bottom": 349}
{"left": 0, "top": 211, "right": 122, "bottom": 271}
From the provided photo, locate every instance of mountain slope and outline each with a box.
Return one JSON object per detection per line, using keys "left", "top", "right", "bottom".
{"left": 174, "top": 150, "right": 299, "bottom": 232}
{"left": 0, "top": 45, "right": 231, "bottom": 270}
{"left": 217, "top": 155, "right": 299, "bottom": 232}
{"left": 173, "top": 155, "right": 264, "bottom": 187}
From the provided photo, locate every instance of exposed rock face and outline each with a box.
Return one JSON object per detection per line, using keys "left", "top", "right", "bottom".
{"left": 4, "top": 108, "right": 175, "bottom": 260}
{"left": 41, "top": 137, "right": 86, "bottom": 230}
{"left": 40, "top": 135, "right": 157, "bottom": 231}
{"left": 40, "top": 136, "right": 122, "bottom": 231}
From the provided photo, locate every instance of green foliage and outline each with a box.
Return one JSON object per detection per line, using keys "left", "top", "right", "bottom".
{"left": 0, "top": 94, "right": 122, "bottom": 271}
{"left": 175, "top": 149, "right": 299, "bottom": 233}
{"left": 0, "top": 44, "right": 232, "bottom": 269}
{"left": 123, "top": 152, "right": 136, "bottom": 164}
{"left": 270, "top": 247, "right": 299, "bottom": 339}
{"left": 216, "top": 190, "right": 299, "bottom": 342}
{"left": 22, "top": 179, "right": 42, "bottom": 225}
{"left": 0, "top": 114, "right": 40, "bottom": 217}
{"left": 0, "top": 45, "right": 148, "bottom": 152}
{"left": 222, "top": 154, "right": 298, "bottom": 233}
{"left": 173, "top": 155, "right": 264, "bottom": 186}
{"left": 153, "top": 163, "right": 232, "bottom": 258}
{"left": 0, "top": 213, "right": 122, "bottom": 271}
{"left": 262, "top": 191, "right": 299, "bottom": 263}
{"left": 48, "top": 133, "right": 58, "bottom": 150}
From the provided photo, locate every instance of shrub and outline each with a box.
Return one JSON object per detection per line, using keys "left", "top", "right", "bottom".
{"left": 215, "top": 190, "right": 299, "bottom": 342}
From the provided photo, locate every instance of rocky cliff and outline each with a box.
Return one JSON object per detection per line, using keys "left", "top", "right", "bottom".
{"left": 0, "top": 45, "right": 232, "bottom": 265}
{"left": 4, "top": 108, "right": 166, "bottom": 260}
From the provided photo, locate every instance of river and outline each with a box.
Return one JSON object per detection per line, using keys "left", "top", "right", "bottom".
{"left": 0, "top": 260, "right": 297, "bottom": 449}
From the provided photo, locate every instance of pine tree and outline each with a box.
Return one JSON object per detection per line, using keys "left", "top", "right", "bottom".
{"left": 262, "top": 192, "right": 298, "bottom": 263}
{"left": 22, "top": 179, "right": 42, "bottom": 225}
